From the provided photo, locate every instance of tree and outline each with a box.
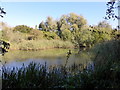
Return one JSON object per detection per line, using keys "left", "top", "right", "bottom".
{"left": 43, "top": 31, "right": 60, "bottom": 40}
{"left": 56, "top": 15, "right": 70, "bottom": 37}
{"left": 89, "top": 22, "right": 113, "bottom": 45}
{"left": 105, "top": 0, "right": 120, "bottom": 29}
{"left": 56, "top": 13, "right": 87, "bottom": 40}
{"left": 61, "top": 29, "right": 72, "bottom": 41}
{"left": 66, "top": 13, "right": 89, "bottom": 49}
{"left": 104, "top": 1, "right": 120, "bottom": 39}
{"left": 45, "top": 16, "right": 57, "bottom": 32}
{"left": 68, "top": 13, "right": 87, "bottom": 29}
{"left": 73, "top": 28, "right": 94, "bottom": 50}
{"left": 105, "top": 1, "right": 116, "bottom": 20}
{"left": 98, "top": 21, "right": 112, "bottom": 29}
{"left": 39, "top": 17, "right": 57, "bottom": 32}
{"left": 39, "top": 21, "right": 47, "bottom": 31}
{"left": 71, "top": 24, "right": 79, "bottom": 32}
{"left": 57, "top": 13, "right": 87, "bottom": 31}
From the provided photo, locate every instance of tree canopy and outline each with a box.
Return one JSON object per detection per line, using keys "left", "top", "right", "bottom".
{"left": 1, "top": 12, "right": 115, "bottom": 51}
{"left": 13, "top": 25, "right": 33, "bottom": 33}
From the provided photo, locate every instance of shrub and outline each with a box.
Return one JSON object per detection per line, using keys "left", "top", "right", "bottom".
{"left": 43, "top": 31, "right": 60, "bottom": 40}
{"left": 91, "top": 40, "right": 120, "bottom": 88}
{"left": 13, "top": 25, "right": 33, "bottom": 33}
{"left": 61, "top": 29, "right": 72, "bottom": 41}
{"left": 27, "top": 30, "right": 44, "bottom": 40}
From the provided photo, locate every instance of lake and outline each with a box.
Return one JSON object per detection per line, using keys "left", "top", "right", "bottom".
{"left": 1, "top": 49, "right": 93, "bottom": 69}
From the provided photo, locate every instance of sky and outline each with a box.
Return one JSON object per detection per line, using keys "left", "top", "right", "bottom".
{"left": 0, "top": 2, "right": 117, "bottom": 28}
{"left": 1, "top": 0, "right": 110, "bottom": 2}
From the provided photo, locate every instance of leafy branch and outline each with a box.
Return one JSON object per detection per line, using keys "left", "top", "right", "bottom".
{"left": 0, "top": 7, "right": 6, "bottom": 18}
{"left": 105, "top": 2, "right": 116, "bottom": 20}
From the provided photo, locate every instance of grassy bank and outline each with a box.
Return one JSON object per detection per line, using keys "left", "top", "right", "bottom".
{"left": 10, "top": 40, "right": 74, "bottom": 50}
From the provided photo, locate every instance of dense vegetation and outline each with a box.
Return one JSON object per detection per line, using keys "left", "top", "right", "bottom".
{"left": 1, "top": 13, "right": 118, "bottom": 51}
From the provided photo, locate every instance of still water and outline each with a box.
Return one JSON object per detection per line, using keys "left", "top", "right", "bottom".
{"left": 1, "top": 49, "right": 93, "bottom": 68}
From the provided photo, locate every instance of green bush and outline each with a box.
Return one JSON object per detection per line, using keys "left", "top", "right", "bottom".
{"left": 28, "top": 30, "right": 44, "bottom": 40}
{"left": 93, "top": 40, "right": 120, "bottom": 66}
{"left": 90, "top": 40, "right": 120, "bottom": 88}
{"left": 43, "top": 31, "right": 60, "bottom": 40}
{"left": 61, "top": 29, "right": 72, "bottom": 41}
{"left": 13, "top": 25, "right": 33, "bottom": 33}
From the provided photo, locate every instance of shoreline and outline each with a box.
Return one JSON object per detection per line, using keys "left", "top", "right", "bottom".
{"left": 9, "top": 40, "right": 74, "bottom": 51}
{"left": 9, "top": 46, "right": 75, "bottom": 51}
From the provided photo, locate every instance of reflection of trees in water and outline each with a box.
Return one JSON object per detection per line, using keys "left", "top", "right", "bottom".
{"left": 2, "top": 48, "right": 94, "bottom": 72}
{"left": 2, "top": 49, "right": 67, "bottom": 62}
{"left": 63, "top": 49, "right": 94, "bottom": 72}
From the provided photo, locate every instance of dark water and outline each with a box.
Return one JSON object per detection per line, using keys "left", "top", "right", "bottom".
{"left": 1, "top": 49, "right": 93, "bottom": 69}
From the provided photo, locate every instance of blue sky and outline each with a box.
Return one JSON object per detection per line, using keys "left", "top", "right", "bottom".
{"left": 0, "top": 2, "right": 117, "bottom": 28}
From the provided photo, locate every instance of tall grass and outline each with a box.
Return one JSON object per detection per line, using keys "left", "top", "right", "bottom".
{"left": 10, "top": 40, "right": 74, "bottom": 50}
{"left": 2, "top": 62, "right": 87, "bottom": 88}
{"left": 92, "top": 40, "right": 120, "bottom": 67}
{"left": 90, "top": 40, "right": 120, "bottom": 88}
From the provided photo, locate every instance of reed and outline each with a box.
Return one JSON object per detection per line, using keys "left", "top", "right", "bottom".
{"left": 2, "top": 62, "right": 86, "bottom": 88}
{"left": 10, "top": 40, "right": 74, "bottom": 50}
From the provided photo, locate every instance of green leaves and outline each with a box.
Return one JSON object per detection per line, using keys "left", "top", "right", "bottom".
{"left": 39, "top": 17, "right": 57, "bottom": 32}
{"left": 61, "top": 29, "right": 72, "bottom": 41}
{"left": 0, "top": 7, "right": 6, "bottom": 18}
{"left": 13, "top": 25, "right": 33, "bottom": 33}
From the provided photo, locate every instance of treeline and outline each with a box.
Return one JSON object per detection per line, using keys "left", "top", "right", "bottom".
{"left": 38, "top": 13, "right": 119, "bottom": 48}
{"left": 1, "top": 13, "right": 119, "bottom": 50}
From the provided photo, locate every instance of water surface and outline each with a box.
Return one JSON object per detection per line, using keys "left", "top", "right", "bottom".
{"left": 1, "top": 49, "right": 93, "bottom": 68}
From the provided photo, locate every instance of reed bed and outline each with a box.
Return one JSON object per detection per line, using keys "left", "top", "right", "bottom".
{"left": 10, "top": 40, "right": 74, "bottom": 50}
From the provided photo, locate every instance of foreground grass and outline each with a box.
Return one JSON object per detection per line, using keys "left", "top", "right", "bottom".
{"left": 10, "top": 40, "right": 74, "bottom": 50}
{"left": 91, "top": 39, "right": 120, "bottom": 88}
{"left": 2, "top": 40, "right": 120, "bottom": 88}
{"left": 2, "top": 62, "right": 88, "bottom": 88}
{"left": 2, "top": 61, "right": 120, "bottom": 88}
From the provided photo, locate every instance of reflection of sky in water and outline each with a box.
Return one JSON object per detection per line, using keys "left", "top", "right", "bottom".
{"left": 2, "top": 49, "right": 93, "bottom": 69}
{"left": 0, "top": 63, "right": 2, "bottom": 77}
{"left": 4, "top": 57, "right": 66, "bottom": 69}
